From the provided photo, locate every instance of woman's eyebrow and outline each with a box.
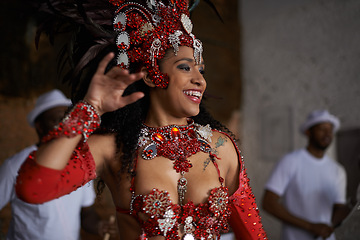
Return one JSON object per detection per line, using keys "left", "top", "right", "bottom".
{"left": 174, "top": 58, "right": 194, "bottom": 63}
{"left": 174, "top": 58, "right": 205, "bottom": 65}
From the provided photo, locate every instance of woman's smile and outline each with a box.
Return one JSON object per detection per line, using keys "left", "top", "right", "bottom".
{"left": 183, "top": 89, "right": 203, "bottom": 104}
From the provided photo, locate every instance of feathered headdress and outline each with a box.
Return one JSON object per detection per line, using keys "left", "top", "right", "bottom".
{"left": 33, "top": 0, "right": 219, "bottom": 89}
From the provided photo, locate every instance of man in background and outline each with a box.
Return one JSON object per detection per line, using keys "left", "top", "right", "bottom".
{"left": 0, "top": 89, "right": 117, "bottom": 240}
{"left": 262, "top": 109, "right": 350, "bottom": 240}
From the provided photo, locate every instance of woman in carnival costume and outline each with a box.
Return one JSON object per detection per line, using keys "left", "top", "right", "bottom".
{"left": 16, "top": 0, "right": 268, "bottom": 239}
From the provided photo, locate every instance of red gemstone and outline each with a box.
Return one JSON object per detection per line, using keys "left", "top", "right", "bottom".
{"left": 171, "top": 127, "right": 180, "bottom": 138}
{"left": 188, "top": 129, "right": 197, "bottom": 138}
{"left": 152, "top": 133, "right": 165, "bottom": 143}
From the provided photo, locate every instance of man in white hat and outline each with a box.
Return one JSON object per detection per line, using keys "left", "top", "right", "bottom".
{"left": 0, "top": 89, "right": 117, "bottom": 239}
{"left": 262, "top": 110, "right": 349, "bottom": 240}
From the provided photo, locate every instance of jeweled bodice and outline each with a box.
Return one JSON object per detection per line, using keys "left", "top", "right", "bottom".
{"left": 131, "top": 187, "right": 230, "bottom": 240}
{"left": 124, "top": 120, "right": 231, "bottom": 239}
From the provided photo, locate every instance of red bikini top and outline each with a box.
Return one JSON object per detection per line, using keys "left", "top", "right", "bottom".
{"left": 117, "top": 163, "right": 230, "bottom": 239}
{"left": 116, "top": 121, "right": 232, "bottom": 239}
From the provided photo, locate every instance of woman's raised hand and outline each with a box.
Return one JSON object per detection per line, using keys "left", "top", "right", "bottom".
{"left": 84, "top": 52, "right": 145, "bottom": 115}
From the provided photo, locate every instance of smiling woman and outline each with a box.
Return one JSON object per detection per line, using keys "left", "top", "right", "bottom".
{"left": 146, "top": 46, "right": 207, "bottom": 123}
{"left": 14, "top": 0, "right": 267, "bottom": 239}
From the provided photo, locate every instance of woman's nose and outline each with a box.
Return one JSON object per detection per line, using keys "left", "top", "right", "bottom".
{"left": 191, "top": 71, "right": 206, "bottom": 87}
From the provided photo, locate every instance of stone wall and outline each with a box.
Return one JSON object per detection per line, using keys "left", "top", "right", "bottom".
{"left": 240, "top": 0, "right": 360, "bottom": 239}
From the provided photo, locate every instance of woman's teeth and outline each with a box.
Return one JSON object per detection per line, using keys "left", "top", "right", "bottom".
{"left": 184, "top": 90, "right": 202, "bottom": 98}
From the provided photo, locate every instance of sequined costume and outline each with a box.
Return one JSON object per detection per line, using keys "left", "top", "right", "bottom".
{"left": 115, "top": 121, "right": 230, "bottom": 239}
{"left": 16, "top": 102, "right": 267, "bottom": 240}
{"left": 15, "top": 0, "right": 267, "bottom": 238}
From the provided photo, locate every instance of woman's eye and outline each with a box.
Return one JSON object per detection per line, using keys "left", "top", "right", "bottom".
{"left": 199, "top": 68, "right": 205, "bottom": 75}
{"left": 177, "top": 64, "right": 190, "bottom": 71}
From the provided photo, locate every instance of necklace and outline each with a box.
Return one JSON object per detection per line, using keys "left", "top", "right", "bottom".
{"left": 138, "top": 119, "right": 213, "bottom": 205}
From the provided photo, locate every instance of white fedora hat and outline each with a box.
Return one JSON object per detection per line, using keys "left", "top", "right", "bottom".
{"left": 27, "top": 89, "right": 72, "bottom": 127}
{"left": 300, "top": 109, "right": 340, "bottom": 134}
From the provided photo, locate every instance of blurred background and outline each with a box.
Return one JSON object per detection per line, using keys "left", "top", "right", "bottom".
{"left": 1, "top": 0, "right": 360, "bottom": 239}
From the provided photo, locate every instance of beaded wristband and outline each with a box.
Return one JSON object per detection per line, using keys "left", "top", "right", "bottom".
{"left": 42, "top": 100, "right": 101, "bottom": 143}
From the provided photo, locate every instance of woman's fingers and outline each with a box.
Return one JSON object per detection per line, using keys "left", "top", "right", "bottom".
{"left": 117, "top": 73, "right": 144, "bottom": 90}
{"left": 117, "top": 92, "right": 145, "bottom": 107}
{"left": 107, "top": 66, "right": 144, "bottom": 86}
{"left": 105, "top": 71, "right": 144, "bottom": 94}
{"left": 86, "top": 53, "right": 146, "bottom": 114}
{"left": 106, "top": 65, "right": 129, "bottom": 79}
{"left": 96, "top": 52, "right": 115, "bottom": 75}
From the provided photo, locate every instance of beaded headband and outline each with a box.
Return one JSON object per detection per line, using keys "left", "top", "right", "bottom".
{"left": 108, "top": 0, "right": 203, "bottom": 88}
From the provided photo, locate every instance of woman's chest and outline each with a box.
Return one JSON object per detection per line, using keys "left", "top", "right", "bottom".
{"left": 134, "top": 152, "right": 225, "bottom": 204}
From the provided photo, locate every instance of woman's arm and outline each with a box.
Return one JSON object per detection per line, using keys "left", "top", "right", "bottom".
{"left": 228, "top": 165, "right": 268, "bottom": 239}
{"left": 28, "top": 53, "right": 144, "bottom": 171}
{"left": 15, "top": 53, "right": 144, "bottom": 203}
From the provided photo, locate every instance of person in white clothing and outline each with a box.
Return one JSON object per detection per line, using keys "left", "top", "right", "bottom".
{"left": 0, "top": 89, "right": 117, "bottom": 240}
{"left": 262, "top": 109, "right": 350, "bottom": 240}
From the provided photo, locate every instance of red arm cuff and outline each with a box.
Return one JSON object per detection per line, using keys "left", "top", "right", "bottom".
{"left": 15, "top": 142, "right": 96, "bottom": 204}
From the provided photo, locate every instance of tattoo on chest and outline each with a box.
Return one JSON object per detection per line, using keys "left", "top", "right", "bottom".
{"left": 203, "top": 136, "right": 227, "bottom": 171}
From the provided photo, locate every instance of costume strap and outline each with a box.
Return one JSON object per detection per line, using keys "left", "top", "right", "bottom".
{"left": 42, "top": 100, "right": 101, "bottom": 143}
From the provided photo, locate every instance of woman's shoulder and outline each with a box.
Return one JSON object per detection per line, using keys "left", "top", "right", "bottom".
{"left": 90, "top": 132, "right": 116, "bottom": 143}
{"left": 87, "top": 132, "right": 117, "bottom": 161}
{"left": 207, "top": 129, "right": 240, "bottom": 166}
{"left": 209, "top": 129, "right": 238, "bottom": 152}
{"left": 208, "top": 129, "right": 241, "bottom": 194}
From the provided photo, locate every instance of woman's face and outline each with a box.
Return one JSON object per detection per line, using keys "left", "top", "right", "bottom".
{"left": 147, "top": 46, "right": 206, "bottom": 124}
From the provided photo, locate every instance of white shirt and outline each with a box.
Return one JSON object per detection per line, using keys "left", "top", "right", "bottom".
{"left": 0, "top": 145, "right": 96, "bottom": 240}
{"left": 265, "top": 148, "right": 347, "bottom": 240}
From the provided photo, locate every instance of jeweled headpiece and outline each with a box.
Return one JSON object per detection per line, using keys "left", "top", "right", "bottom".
{"left": 109, "top": 0, "right": 203, "bottom": 88}
{"left": 32, "top": 0, "right": 219, "bottom": 92}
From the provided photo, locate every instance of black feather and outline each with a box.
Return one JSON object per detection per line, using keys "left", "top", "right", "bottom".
{"left": 189, "top": 0, "right": 223, "bottom": 23}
